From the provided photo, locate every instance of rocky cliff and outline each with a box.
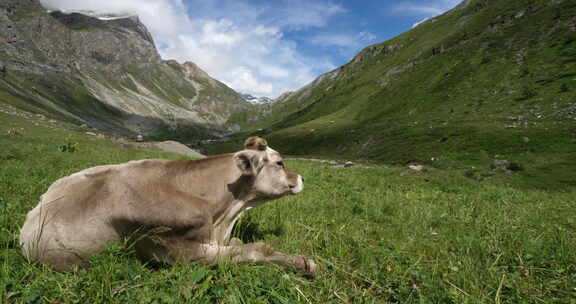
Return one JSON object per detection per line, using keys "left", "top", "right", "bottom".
{"left": 0, "top": 0, "right": 250, "bottom": 137}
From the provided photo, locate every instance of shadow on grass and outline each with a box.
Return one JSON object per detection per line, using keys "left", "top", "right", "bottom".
{"left": 232, "top": 216, "right": 285, "bottom": 244}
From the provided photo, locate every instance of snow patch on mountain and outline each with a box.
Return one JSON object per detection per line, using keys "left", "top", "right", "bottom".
{"left": 241, "top": 94, "right": 274, "bottom": 105}
{"left": 55, "top": 9, "right": 136, "bottom": 20}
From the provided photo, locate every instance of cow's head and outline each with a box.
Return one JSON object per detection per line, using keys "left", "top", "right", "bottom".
{"left": 234, "top": 137, "right": 304, "bottom": 198}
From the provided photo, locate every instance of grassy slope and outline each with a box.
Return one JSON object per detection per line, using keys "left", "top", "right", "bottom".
{"left": 0, "top": 73, "right": 132, "bottom": 135}
{"left": 212, "top": 0, "right": 576, "bottom": 190}
{"left": 1, "top": 108, "right": 575, "bottom": 303}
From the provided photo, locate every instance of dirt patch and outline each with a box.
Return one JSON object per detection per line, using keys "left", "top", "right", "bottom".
{"left": 118, "top": 140, "right": 206, "bottom": 158}
{"left": 288, "top": 158, "right": 372, "bottom": 168}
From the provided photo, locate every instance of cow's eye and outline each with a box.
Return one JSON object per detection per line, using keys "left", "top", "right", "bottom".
{"left": 276, "top": 161, "right": 284, "bottom": 167}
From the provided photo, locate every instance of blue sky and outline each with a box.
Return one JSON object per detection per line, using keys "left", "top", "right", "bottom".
{"left": 41, "top": 0, "right": 462, "bottom": 97}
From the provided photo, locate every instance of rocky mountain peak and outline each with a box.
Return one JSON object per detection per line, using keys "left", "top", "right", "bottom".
{"left": 275, "top": 91, "right": 295, "bottom": 103}
{"left": 181, "top": 61, "right": 213, "bottom": 80}
{"left": 49, "top": 10, "right": 155, "bottom": 46}
{"left": 55, "top": 9, "right": 137, "bottom": 21}
{"left": 0, "top": 0, "right": 251, "bottom": 136}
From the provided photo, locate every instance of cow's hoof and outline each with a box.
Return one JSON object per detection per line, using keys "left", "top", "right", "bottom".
{"left": 299, "top": 256, "right": 318, "bottom": 278}
{"left": 229, "top": 237, "right": 244, "bottom": 246}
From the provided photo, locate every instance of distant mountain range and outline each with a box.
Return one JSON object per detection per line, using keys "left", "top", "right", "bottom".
{"left": 240, "top": 93, "right": 274, "bottom": 105}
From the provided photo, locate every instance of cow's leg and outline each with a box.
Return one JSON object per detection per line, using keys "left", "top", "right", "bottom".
{"left": 132, "top": 215, "right": 212, "bottom": 264}
{"left": 235, "top": 243, "right": 317, "bottom": 277}
{"left": 140, "top": 214, "right": 317, "bottom": 277}
{"left": 168, "top": 241, "right": 317, "bottom": 277}
{"left": 229, "top": 237, "right": 244, "bottom": 246}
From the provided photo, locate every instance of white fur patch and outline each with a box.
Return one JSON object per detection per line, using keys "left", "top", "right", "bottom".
{"left": 291, "top": 175, "right": 304, "bottom": 194}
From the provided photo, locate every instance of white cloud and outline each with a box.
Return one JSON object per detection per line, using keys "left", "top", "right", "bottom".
{"left": 159, "top": 17, "right": 324, "bottom": 97}
{"left": 270, "top": 0, "right": 346, "bottom": 30}
{"left": 412, "top": 17, "right": 430, "bottom": 28}
{"left": 308, "top": 31, "right": 377, "bottom": 48}
{"left": 39, "top": 0, "right": 345, "bottom": 98}
{"left": 40, "top": 0, "right": 190, "bottom": 37}
{"left": 393, "top": 0, "right": 462, "bottom": 17}
{"left": 359, "top": 31, "right": 377, "bottom": 43}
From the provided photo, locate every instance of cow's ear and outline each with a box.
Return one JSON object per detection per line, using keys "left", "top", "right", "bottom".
{"left": 234, "top": 151, "right": 259, "bottom": 175}
{"left": 244, "top": 136, "right": 268, "bottom": 151}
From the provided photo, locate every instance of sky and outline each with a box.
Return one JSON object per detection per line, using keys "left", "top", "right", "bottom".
{"left": 40, "top": 0, "right": 462, "bottom": 98}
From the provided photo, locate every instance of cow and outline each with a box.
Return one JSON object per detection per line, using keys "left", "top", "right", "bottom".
{"left": 19, "top": 136, "right": 317, "bottom": 276}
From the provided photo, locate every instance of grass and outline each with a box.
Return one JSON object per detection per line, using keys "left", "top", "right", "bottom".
{"left": 1, "top": 111, "right": 575, "bottom": 303}
{"left": 2, "top": 1, "right": 574, "bottom": 302}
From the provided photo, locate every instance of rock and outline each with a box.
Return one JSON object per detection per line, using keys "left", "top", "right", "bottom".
{"left": 492, "top": 159, "right": 523, "bottom": 172}
{"left": 493, "top": 159, "right": 510, "bottom": 167}
{"left": 408, "top": 164, "right": 424, "bottom": 171}
{"left": 85, "top": 132, "right": 97, "bottom": 136}
{"left": 6, "top": 128, "right": 23, "bottom": 136}
{"left": 154, "top": 141, "right": 205, "bottom": 158}
{"left": 115, "top": 139, "right": 205, "bottom": 158}
{"left": 344, "top": 161, "right": 355, "bottom": 168}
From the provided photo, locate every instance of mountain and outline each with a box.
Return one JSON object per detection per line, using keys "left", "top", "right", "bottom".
{"left": 51, "top": 9, "right": 137, "bottom": 21}
{"left": 241, "top": 93, "right": 274, "bottom": 105}
{"left": 200, "top": 0, "right": 576, "bottom": 188}
{"left": 0, "top": 0, "right": 250, "bottom": 137}
{"left": 235, "top": 0, "right": 575, "bottom": 167}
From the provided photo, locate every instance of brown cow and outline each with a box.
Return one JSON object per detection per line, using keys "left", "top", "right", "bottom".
{"left": 19, "top": 137, "right": 316, "bottom": 276}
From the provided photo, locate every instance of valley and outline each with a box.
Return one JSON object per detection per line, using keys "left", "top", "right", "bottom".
{"left": 0, "top": 0, "right": 575, "bottom": 302}
{"left": 207, "top": 0, "right": 576, "bottom": 191}
{"left": 1, "top": 107, "right": 575, "bottom": 303}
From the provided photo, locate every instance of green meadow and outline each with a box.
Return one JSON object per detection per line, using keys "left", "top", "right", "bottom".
{"left": 1, "top": 112, "right": 575, "bottom": 303}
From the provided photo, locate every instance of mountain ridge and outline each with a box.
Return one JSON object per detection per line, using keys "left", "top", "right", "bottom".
{"left": 0, "top": 0, "right": 251, "bottom": 137}
{"left": 206, "top": 0, "right": 576, "bottom": 188}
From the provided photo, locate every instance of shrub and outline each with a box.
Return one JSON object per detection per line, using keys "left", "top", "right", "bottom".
{"left": 58, "top": 136, "right": 79, "bottom": 153}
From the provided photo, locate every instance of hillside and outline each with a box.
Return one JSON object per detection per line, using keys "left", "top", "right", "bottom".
{"left": 0, "top": 0, "right": 251, "bottom": 137}
{"left": 212, "top": 0, "right": 576, "bottom": 189}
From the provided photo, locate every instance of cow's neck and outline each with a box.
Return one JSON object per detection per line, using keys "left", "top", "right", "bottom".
{"left": 172, "top": 156, "right": 259, "bottom": 245}
{"left": 211, "top": 199, "right": 250, "bottom": 245}
{"left": 210, "top": 176, "right": 261, "bottom": 245}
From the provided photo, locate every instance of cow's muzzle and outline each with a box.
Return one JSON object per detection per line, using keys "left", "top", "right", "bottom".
{"left": 290, "top": 175, "right": 304, "bottom": 194}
